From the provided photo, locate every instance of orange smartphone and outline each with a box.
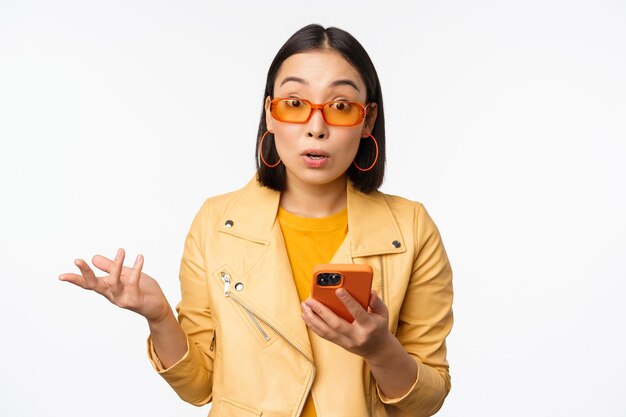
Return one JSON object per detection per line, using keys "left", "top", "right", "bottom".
{"left": 311, "top": 264, "right": 373, "bottom": 323}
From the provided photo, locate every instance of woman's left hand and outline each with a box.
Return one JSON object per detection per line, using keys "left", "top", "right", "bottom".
{"left": 301, "top": 289, "right": 392, "bottom": 360}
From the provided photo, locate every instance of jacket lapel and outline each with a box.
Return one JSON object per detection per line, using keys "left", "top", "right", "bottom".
{"left": 346, "top": 181, "right": 407, "bottom": 258}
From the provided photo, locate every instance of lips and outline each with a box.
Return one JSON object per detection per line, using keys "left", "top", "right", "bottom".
{"left": 301, "top": 149, "right": 330, "bottom": 159}
{"left": 301, "top": 149, "right": 330, "bottom": 168}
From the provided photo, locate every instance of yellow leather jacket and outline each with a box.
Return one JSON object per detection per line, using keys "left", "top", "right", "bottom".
{"left": 146, "top": 176, "right": 454, "bottom": 417}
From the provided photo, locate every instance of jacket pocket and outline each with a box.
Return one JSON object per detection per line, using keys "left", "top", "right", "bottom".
{"left": 215, "top": 267, "right": 276, "bottom": 348}
{"left": 230, "top": 296, "right": 277, "bottom": 347}
{"left": 218, "top": 397, "right": 262, "bottom": 417}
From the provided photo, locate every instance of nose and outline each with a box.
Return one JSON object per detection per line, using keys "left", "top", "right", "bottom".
{"left": 306, "top": 107, "right": 328, "bottom": 139}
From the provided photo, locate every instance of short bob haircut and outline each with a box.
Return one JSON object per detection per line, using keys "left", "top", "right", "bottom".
{"left": 256, "top": 23, "right": 385, "bottom": 194}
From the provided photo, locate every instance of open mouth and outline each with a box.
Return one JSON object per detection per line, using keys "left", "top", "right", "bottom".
{"left": 301, "top": 149, "right": 330, "bottom": 167}
{"left": 303, "top": 149, "right": 329, "bottom": 159}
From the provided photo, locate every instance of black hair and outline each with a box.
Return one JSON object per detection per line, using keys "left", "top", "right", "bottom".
{"left": 255, "top": 23, "right": 385, "bottom": 194}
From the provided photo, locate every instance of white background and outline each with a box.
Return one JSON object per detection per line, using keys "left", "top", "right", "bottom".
{"left": 1, "top": 1, "right": 624, "bottom": 416}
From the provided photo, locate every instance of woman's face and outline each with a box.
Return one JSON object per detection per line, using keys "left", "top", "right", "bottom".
{"left": 265, "top": 49, "right": 377, "bottom": 189}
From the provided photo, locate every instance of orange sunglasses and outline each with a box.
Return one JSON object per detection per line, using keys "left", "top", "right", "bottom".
{"left": 269, "top": 97, "right": 370, "bottom": 127}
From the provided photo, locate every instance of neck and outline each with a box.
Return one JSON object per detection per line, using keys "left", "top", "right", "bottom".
{"left": 280, "top": 175, "right": 348, "bottom": 218}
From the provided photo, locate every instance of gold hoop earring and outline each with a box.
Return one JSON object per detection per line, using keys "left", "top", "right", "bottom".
{"left": 259, "top": 130, "right": 281, "bottom": 168}
{"left": 353, "top": 134, "right": 379, "bottom": 172}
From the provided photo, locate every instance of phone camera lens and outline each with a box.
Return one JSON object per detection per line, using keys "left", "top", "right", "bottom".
{"left": 317, "top": 273, "right": 329, "bottom": 286}
{"left": 317, "top": 272, "right": 342, "bottom": 286}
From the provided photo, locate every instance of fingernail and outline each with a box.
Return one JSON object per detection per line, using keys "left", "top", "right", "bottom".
{"left": 337, "top": 289, "right": 347, "bottom": 298}
{"left": 116, "top": 248, "right": 122, "bottom": 259}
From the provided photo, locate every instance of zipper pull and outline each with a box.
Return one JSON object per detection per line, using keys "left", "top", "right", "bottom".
{"left": 221, "top": 271, "right": 231, "bottom": 296}
{"left": 210, "top": 330, "right": 216, "bottom": 351}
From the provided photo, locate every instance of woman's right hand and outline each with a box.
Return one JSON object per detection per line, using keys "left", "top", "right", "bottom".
{"left": 59, "top": 248, "right": 171, "bottom": 323}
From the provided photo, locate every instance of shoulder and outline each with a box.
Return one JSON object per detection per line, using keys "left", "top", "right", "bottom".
{"left": 376, "top": 190, "right": 444, "bottom": 248}
{"left": 194, "top": 177, "right": 260, "bottom": 220}
{"left": 188, "top": 176, "right": 281, "bottom": 243}
{"left": 378, "top": 190, "right": 424, "bottom": 211}
{"left": 198, "top": 189, "right": 241, "bottom": 215}
{"left": 376, "top": 189, "right": 427, "bottom": 224}
{"left": 185, "top": 180, "right": 252, "bottom": 234}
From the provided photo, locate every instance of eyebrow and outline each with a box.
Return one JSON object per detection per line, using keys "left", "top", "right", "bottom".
{"left": 279, "top": 76, "right": 360, "bottom": 92}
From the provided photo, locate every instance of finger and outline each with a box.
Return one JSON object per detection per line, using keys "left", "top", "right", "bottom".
{"left": 58, "top": 270, "right": 89, "bottom": 289}
{"left": 128, "top": 254, "right": 144, "bottom": 286}
{"left": 301, "top": 302, "right": 351, "bottom": 345}
{"left": 108, "top": 248, "right": 124, "bottom": 297}
{"left": 301, "top": 302, "right": 328, "bottom": 328}
{"left": 73, "top": 258, "right": 100, "bottom": 289}
{"left": 92, "top": 253, "right": 131, "bottom": 275}
{"left": 367, "top": 289, "right": 388, "bottom": 316}
{"left": 301, "top": 303, "right": 330, "bottom": 337}
{"left": 92, "top": 254, "right": 114, "bottom": 273}
{"left": 335, "top": 288, "right": 369, "bottom": 324}
{"left": 303, "top": 298, "right": 348, "bottom": 331}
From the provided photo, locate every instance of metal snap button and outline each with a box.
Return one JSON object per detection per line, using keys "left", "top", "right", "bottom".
{"left": 225, "top": 220, "right": 234, "bottom": 228}
{"left": 234, "top": 282, "right": 244, "bottom": 291}
{"left": 392, "top": 240, "right": 401, "bottom": 248}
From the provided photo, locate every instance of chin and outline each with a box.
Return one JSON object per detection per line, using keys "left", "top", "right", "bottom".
{"left": 288, "top": 169, "right": 347, "bottom": 187}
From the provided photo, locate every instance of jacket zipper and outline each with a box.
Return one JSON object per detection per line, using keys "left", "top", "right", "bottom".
{"left": 369, "top": 374, "right": 374, "bottom": 416}
{"left": 220, "top": 272, "right": 316, "bottom": 417}
{"left": 210, "top": 330, "right": 216, "bottom": 351}
{"left": 379, "top": 255, "right": 386, "bottom": 304}
{"left": 243, "top": 307, "right": 270, "bottom": 341}
{"left": 369, "top": 256, "right": 386, "bottom": 416}
{"left": 221, "top": 272, "right": 268, "bottom": 339}
{"left": 221, "top": 272, "right": 267, "bottom": 339}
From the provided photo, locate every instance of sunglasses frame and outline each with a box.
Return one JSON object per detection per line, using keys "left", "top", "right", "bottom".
{"left": 269, "top": 97, "right": 370, "bottom": 127}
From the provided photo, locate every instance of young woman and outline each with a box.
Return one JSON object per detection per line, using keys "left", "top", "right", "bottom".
{"left": 59, "top": 24, "right": 454, "bottom": 417}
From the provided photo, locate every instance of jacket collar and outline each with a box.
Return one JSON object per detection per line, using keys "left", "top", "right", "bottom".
{"left": 217, "top": 176, "right": 406, "bottom": 257}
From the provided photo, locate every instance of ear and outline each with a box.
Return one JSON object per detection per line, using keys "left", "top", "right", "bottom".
{"left": 361, "top": 102, "right": 378, "bottom": 138}
{"left": 265, "top": 96, "right": 274, "bottom": 132}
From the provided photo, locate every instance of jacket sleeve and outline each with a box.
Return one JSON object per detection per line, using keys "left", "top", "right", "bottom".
{"left": 146, "top": 199, "right": 216, "bottom": 406}
{"left": 376, "top": 203, "right": 454, "bottom": 416}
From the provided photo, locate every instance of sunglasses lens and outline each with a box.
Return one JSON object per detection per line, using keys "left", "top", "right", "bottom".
{"left": 323, "top": 102, "right": 361, "bottom": 126}
{"left": 271, "top": 99, "right": 364, "bottom": 126}
{"left": 272, "top": 99, "right": 311, "bottom": 122}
